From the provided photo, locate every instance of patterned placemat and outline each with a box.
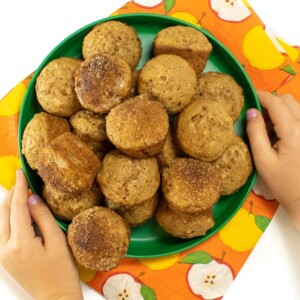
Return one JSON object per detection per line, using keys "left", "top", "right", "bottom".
{"left": 1, "top": 0, "right": 299, "bottom": 299}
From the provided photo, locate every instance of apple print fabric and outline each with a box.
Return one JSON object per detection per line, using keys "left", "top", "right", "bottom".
{"left": 1, "top": 0, "right": 299, "bottom": 299}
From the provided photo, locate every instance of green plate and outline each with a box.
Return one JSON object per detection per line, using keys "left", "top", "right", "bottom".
{"left": 18, "top": 13, "right": 260, "bottom": 258}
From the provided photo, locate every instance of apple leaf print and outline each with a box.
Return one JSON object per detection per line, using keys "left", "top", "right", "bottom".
{"left": 164, "top": 0, "right": 175, "bottom": 14}
{"left": 140, "top": 285, "right": 157, "bottom": 300}
{"left": 280, "top": 65, "right": 296, "bottom": 75}
{"left": 255, "top": 215, "right": 271, "bottom": 232}
{"left": 180, "top": 251, "right": 213, "bottom": 264}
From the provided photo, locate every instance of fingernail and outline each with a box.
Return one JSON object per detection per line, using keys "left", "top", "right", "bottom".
{"left": 247, "top": 109, "right": 258, "bottom": 121}
{"left": 28, "top": 194, "right": 40, "bottom": 206}
{"left": 16, "top": 169, "right": 22, "bottom": 177}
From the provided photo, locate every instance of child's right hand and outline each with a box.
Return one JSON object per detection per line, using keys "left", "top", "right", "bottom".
{"left": 247, "top": 90, "right": 300, "bottom": 230}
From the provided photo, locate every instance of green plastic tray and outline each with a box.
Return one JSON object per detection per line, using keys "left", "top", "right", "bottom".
{"left": 18, "top": 13, "right": 260, "bottom": 258}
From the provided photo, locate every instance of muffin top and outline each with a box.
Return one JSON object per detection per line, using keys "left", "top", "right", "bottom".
{"left": 82, "top": 20, "right": 142, "bottom": 70}
{"left": 35, "top": 57, "right": 82, "bottom": 117}
{"left": 97, "top": 150, "right": 160, "bottom": 206}
{"left": 162, "top": 158, "right": 220, "bottom": 214}
{"left": 67, "top": 206, "right": 130, "bottom": 271}
{"left": 138, "top": 54, "right": 197, "bottom": 114}
{"left": 74, "top": 53, "right": 132, "bottom": 114}
{"left": 176, "top": 98, "right": 234, "bottom": 161}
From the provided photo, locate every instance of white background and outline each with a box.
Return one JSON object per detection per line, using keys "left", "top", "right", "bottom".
{"left": 0, "top": 1, "right": 300, "bottom": 299}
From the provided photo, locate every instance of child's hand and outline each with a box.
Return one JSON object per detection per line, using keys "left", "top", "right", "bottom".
{"left": 0, "top": 170, "right": 83, "bottom": 300}
{"left": 247, "top": 90, "right": 300, "bottom": 230}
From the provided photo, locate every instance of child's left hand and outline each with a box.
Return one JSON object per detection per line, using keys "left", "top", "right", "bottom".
{"left": 0, "top": 169, "right": 83, "bottom": 300}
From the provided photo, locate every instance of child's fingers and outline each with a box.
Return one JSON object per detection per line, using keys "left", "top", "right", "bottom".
{"left": 246, "top": 108, "right": 277, "bottom": 170}
{"left": 9, "top": 170, "right": 32, "bottom": 240}
{"left": 0, "top": 188, "right": 13, "bottom": 246}
{"left": 27, "top": 194, "right": 65, "bottom": 247}
{"left": 280, "top": 93, "right": 300, "bottom": 120}
{"left": 257, "top": 90, "right": 297, "bottom": 138}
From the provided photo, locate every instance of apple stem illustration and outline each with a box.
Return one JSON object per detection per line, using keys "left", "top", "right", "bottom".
{"left": 249, "top": 200, "right": 254, "bottom": 215}
{"left": 198, "top": 11, "right": 206, "bottom": 26}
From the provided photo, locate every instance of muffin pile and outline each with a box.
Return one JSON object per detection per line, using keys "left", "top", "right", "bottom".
{"left": 22, "top": 20, "right": 253, "bottom": 271}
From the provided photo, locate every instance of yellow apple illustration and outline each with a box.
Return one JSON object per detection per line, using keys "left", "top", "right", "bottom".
{"left": 218, "top": 207, "right": 266, "bottom": 251}
{"left": 243, "top": 25, "right": 285, "bottom": 70}
{"left": 0, "top": 82, "right": 26, "bottom": 116}
{"left": 0, "top": 155, "right": 22, "bottom": 190}
{"left": 170, "top": 12, "right": 201, "bottom": 27}
{"left": 138, "top": 253, "right": 179, "bottom": 270}
{"left": 76, "top": 261, "right": 97, "bottom": 283}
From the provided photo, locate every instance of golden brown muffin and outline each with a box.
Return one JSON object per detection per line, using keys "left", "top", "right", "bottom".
{"left": 105, "top": 193, "right": 159, "bottom": 227}
{"left": 21, "top": 112, "right": 70, "bottom": 170}
{"left": 162, "top": 158, "right": 220, "bottom": 214}
{"left": 35, "top": 57, "right": 82, "bottom": 117}
{"left": 74, "top": 53, "right": 132, "bottom": 114}
{"left": 42, "top": 183, "right": 102, "bottom": 221}
{"left": 106, "top": 95, "right": 169, "bottom": 158}
{"left": 175, "top": 98, "right": 234, "bottom": 161}
{"left": 82, "top": 20, "right": 142, "bottom": 70}
{"left": 157, "top": 128, "right": 179, "bottom": 172}
{"left": 37, "top": 132, "right": 101, "bottom": 194}
{"left": 67, "top": 206, "right": 130, "bottom": 271}
{"left": 69, "top": 109, "right": 112, "bottom": 158}
{"left": 196, "top": 72, "right": 244, "bottom": 122}
{"left": 213, "top": 135, "right": 253, "bottom": 195}
{"left": 156, "top": 199, "right": 215, "bottom": 239}
{"left": 138, "top": 54, "right": 197, "bottom": 114}
{"left": 97, "top": 150, "right": 160, "bottom": 207}
{"left": 153, "top": 25, "right": 212, "bottom": 74}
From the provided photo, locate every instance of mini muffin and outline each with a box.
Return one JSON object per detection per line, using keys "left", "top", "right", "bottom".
{"left": 213, "top": 135, "right": 253, "bottom": 195}
{"left": 74, "top": 54, "right": 132, "bottom": 114}
{"left": 22, "top": 112, "right": 70, "bottom": 170}
{"left": 196, "top": 72, "right": 244, "bottom": 122}
{"left": 175, "top": 98, "right": 234, "bottom": 161}
{"left": 35, "top": 57, "right": 82, "bottom": 117}
{"left": 42, "top": 183, "right": 102, "bottom": 221}
{"left": 67, "top": 206, "right": 130, "bottom": 271}
{"left": 37, "top": 132, "right": 101, "bottom": 194}
{"left": 138, "top": 54, "right": 197, "bottom": 114}
{"left": 105, "top": 193, "right": 159, "bottom": 227}
{"left": 153, "top": 25, "right": 212, "bottom": 74}
{"left": 157, "top": 128, "right": 179, "bottom": 172}
{"left": 97, "top": 150, "right": 160, "bottom": 207}
{"left": 106, "top": 96, "right": 169, "bottom": 158}
{"left": 162, "top": 158, "right": 220, "bottom": 214}
{"left": 156, "top": 200, "right": 215, "bottom": 239}
{"left": 82, "top": 20, "right": 142, "bottom": 70}
{"left": 69, "top": 109, "right": 112, "bottom": 157}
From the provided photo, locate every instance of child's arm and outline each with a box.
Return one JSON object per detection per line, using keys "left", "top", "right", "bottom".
{"left": 247, "top": 90, "right": 300, "bottom": 230}
{"left": 0, "top": 170, "right": 83, "bottom": 300}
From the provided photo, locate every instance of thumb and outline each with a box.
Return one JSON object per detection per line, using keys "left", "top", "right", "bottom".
{"left": 246, "top": 108, "right": 276, "bottom": 169}
{"left": 27, "top": 194, "right": 65, "bottom": 244}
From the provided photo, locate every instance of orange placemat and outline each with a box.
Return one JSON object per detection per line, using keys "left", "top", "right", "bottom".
{"left": 1, "top": 1, "right": 299, "bottom": 299}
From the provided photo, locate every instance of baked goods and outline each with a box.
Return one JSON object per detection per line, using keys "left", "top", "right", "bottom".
{"left": 74, "top": 53, "right": 132, "bottom": 114}
{"left": 157, "top": 128, "right": 179, "bottom": 171}
{"left": 35, "top": 57, "right": 82, "bottom": 117}
{"left": 196, "top": 72, "right": 244, "bottom": 122}
{"left": 69, "top": 109, "right": 112, "bottom": 158}
{"left": 67, "top": 206, "right": 130, "bottom": 271}
{"left": 162, "top": 158, "right": 220, "bottom": 214}
{"left": 153, "top": 25, "right": 212, "bottom": 74}
{"left": 97, "top": 150, "right": 160, "bottom": 207}
{"left": 42, "top": 183, "right": 102, "bottom": 221}
{"left": 37, "top": 132, "right": 101, "bottom": 194}
{"left": 175, "top": 98, "right": 234, "bottom": 161}
{"left": 138, "top": 54, "right": 197, "bottom": 114}
{"left": 82, "top": 20, "right": 142, "bottom": 70}
{"left": 105, "top": 193, "right": 159, "bottom": 227}
{"left": 156, "top": 200, "right": 215, "bottom": 239}
{"left": 21, "top": 112, "right": 70, "bottom": 170}
{"left": 106, "top": 95, "right": 169, "bottom": 158}
{"left": 213, "top": 135, "right": 253, "bottom": 195}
